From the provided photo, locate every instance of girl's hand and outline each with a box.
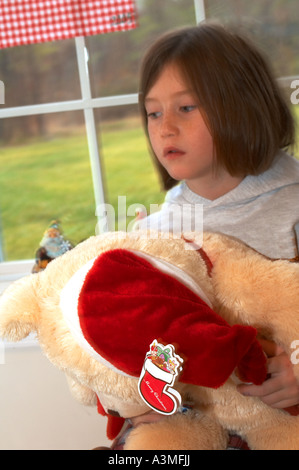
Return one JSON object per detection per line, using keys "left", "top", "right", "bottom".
{"left": 238, "top": 338, "right": 299, "bottom": 409}
{"left": 130, "top": 410, "right": 167, "bottom": 427}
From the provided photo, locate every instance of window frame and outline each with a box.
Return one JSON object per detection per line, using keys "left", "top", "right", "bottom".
{"left": 0, "top": 0, "right": 204, "bottom": 282}
{"left": 0, "top": 37, "right": 139, "bottom": 274}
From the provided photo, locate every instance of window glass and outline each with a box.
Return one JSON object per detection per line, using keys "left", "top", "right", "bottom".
{"left": 88, "top": 0, "right": 198, "bottom": 232}
{"left": 0, "top": 39, "right": 81, "bottom": 108}
{"left": 205, "top": 0, "right": 299, "bottom": 78}
{"left": 0, "top": 112, "right": 95, "bottom": 261}
{"left": 95, "top": 106, "right": 164, "bottom": 232}
{"left": 87, "top": 0, "right": 197, "bottom": 97}
{"left": 205, "top": 0, "right": 299, "bottom": 158}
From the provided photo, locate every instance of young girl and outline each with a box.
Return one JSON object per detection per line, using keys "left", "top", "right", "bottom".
{"left": 134, "top": 22, "right": 299, "bottom": 437}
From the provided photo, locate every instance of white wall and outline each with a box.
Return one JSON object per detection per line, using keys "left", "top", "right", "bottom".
{"left": 0, "top": 342, "right": 111, "bottom": 450}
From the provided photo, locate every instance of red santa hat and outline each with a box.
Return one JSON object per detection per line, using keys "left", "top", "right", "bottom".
{"left": 60, "top": 248, "right": 267, "bottom": 389}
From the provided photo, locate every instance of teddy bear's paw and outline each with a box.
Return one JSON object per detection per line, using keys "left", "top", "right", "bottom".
{"left": 0, "top": 275, "right": 40, "bottom": 342}
{"left": 245, "top": 413, "right": 299, "bottom": 450}
{"left": 124, "top": 411, "right": 228, "bottom": 450}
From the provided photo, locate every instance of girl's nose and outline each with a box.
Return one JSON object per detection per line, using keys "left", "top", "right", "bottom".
{"left": 160, "top": 113, "right": 178, "bottom": 137}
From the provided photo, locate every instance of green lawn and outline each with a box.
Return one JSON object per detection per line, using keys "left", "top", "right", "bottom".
{"left": 0, "top": 119, "right": 164, "bottom": 261}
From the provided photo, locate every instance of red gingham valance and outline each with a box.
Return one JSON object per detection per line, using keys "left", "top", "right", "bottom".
{"left": 0, "top": 0, "right": 138, "bottom": 49}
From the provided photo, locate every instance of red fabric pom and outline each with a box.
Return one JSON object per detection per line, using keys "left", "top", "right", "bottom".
{"left": 77, "top": 249, "right": 267, "bottom": 388}
{"left": 97, "top": 396, "right": 125, "bottom": 440}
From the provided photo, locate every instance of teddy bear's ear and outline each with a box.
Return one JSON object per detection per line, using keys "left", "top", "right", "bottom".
{"left": 0, "top": 274, "right": 41, "bottom": 342}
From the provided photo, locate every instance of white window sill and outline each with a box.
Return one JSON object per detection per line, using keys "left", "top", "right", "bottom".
{"left": 0, "top": 259, "right": 34, "bottom": 294}
{"left": 1, "top": 334, "right": 39, "bottom": 350}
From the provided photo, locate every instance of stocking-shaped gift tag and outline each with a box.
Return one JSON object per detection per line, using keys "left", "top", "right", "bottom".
{"left": 138, "top": 340, "right": 184, "bottom": 415}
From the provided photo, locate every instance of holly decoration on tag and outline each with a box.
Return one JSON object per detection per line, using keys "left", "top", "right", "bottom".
{"left": 138, "top": 340, "right": 184, "bottom": 415}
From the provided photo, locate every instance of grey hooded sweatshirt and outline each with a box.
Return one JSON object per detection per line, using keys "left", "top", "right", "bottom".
{"left": 136, "top": 151, "right": 299, "bottom": 260}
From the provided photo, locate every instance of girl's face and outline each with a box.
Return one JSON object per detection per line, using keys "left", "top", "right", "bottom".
{"left": 145, "top": 63, "right": 215, "bottom": 190}
{"left": 145, "top": 63, "right": 244, "bottom": 198}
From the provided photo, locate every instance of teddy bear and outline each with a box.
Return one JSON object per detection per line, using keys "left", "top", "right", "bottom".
{"left": 1, "top": 230, "right": 299, "bottom": 450}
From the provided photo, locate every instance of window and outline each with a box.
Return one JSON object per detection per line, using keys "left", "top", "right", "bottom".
{"left": 0, "top": 39, "right": 81, "bottom": 108}
{"left": 0, "top": 0, "right": 298, "bottom": 271}
{"left": 0, "top": 0, "right": 200, "bottom": 266}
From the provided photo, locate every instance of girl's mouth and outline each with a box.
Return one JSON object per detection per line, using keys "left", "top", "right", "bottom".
{"left": 163, "top": 147, "right": 185, "bottom": 158}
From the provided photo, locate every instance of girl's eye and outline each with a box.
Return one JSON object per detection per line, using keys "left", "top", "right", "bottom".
{"left": 147, "top": 111, "right": 162, "bottom": 120}
{"left": 180, "top": 105, "right": 197, "bottom": 113}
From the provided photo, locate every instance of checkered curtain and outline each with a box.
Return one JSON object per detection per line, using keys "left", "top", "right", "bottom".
{"left": 0, "top": 0, "right": 137, "bottom": 48}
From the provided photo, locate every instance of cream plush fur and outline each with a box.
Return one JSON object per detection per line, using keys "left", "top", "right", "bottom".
{"left": 1, "top": 230, "right": 299, "bottom": 450}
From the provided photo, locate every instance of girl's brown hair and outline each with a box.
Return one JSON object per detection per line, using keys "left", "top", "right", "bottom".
{"left": 139, "top": 23, "right": 295, "bottom": 191}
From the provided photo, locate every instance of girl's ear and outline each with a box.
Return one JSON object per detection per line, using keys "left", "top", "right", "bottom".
{"left": 0, "top": 274, "right": 41, "bottom": 342}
